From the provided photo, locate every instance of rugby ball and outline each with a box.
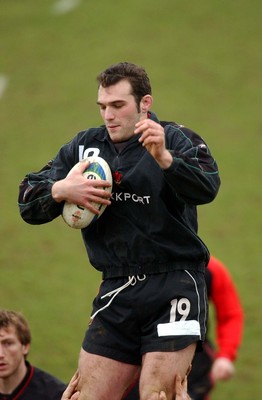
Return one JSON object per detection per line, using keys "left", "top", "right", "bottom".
{"left": 62, "top": 156, "right": 112, "bottom": 229}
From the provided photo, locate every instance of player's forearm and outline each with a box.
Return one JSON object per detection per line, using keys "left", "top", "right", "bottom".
{"left": 157, "top": 149, "right": 173, "bottom": 169}
{"left": 18, "top": 181, "right": 63, "bottom": 224}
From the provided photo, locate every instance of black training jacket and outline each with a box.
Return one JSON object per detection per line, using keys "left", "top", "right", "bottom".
{"left": 0, "top": 361, "right": 66, "bottom": 400}
{"left": 18, "top": 112, "right": 220, "bottom": 278}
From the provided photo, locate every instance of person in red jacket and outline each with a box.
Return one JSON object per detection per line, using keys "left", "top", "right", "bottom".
{"left": 124, "top": 255, "right": 244, "bottom": 400}
{"left": 187, "top": 255, "right": 244, "bottom": 399}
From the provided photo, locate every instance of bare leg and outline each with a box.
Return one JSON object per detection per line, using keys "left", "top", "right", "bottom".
{"left": 139, "top": 343, "right": 196, "bottom": 400}
{"left": 77, "top": 348, "right": 139, "bottom": 400}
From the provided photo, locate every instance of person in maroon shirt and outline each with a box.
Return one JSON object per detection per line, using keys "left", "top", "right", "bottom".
{"left": 0, "top": 310, "right": 66, "bottom": 400}
{"left": 124, "top": 255, "right": 244, "bottom": 400}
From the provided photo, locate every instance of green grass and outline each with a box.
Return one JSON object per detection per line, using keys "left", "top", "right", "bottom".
{"left": 0, "top": 0, "right": 261, "bottom": 397}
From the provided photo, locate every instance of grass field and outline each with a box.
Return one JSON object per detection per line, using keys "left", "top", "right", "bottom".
{"left": 0, "top": 0, "right": 261, "bottom": 398}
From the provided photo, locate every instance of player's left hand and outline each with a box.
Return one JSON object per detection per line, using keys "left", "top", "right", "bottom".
{"left": 134, "top": 119, "right": 173, "bottom": 169}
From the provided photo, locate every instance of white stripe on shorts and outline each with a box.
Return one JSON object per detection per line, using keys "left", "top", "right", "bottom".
{"left": 157, "top": 320, "right": 200, "bottom": 337}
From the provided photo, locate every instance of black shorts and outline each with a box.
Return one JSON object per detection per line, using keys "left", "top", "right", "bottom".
{"left": 82, "top": 270, "right": 207, "bottom": 365}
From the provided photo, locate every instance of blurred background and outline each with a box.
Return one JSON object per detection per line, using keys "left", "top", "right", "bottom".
{"left": 0, "top": 0, "right": 261, "bottom": 398}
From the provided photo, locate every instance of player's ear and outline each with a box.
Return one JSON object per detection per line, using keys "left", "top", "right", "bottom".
{"left": 22, "top": 343, "right": 30, "bottom": 358}
{"left": 140, "top": 95, "right": 153, "bottom": 113}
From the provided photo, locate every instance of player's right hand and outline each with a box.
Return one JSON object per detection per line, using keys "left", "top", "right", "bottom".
{"left": 51, "top": 160, "right": 111, "bottom": 213}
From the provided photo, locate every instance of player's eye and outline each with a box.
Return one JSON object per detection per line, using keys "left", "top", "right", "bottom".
{"left": 3, "top": 340, "right": 14, "bottom": 346}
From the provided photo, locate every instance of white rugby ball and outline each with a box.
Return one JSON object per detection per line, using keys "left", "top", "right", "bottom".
{"left": 62, "top": 156, "right": 112, "bottom": 229}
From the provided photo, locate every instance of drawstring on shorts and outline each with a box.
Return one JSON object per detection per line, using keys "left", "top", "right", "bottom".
{"left": 90, "top": 274, "right": 146, "bottom": 321}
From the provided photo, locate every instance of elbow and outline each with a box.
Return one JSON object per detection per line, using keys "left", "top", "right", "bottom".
{"left": 203, "top": 182, "right": 220, "bottom": 204}
{"left": 200, "top": 174, "right": 221, "bottom": 204}
{"left": 185, "top": 175, "right": 221, "bottom": 205}
{"left": 19, "top": 207, "right": 39, "bottom": 225}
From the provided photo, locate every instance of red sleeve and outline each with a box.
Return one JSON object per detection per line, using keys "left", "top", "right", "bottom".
{"left": 208, "top": 256, "right": 244, "bottom": 361}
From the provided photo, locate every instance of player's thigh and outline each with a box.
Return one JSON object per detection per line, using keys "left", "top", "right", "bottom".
{"left": 78, "top": 348, "right": 139, "bottom": 400}
{"left": 140, "top": 343, "right": 196, "bottom": 399}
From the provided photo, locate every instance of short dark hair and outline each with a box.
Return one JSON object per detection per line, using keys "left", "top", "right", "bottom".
{"left": 97, "top": 62, "right": 152, "bottom": 109}
{"left": 0, "top": 310, "right": 31, "bottom": 346}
